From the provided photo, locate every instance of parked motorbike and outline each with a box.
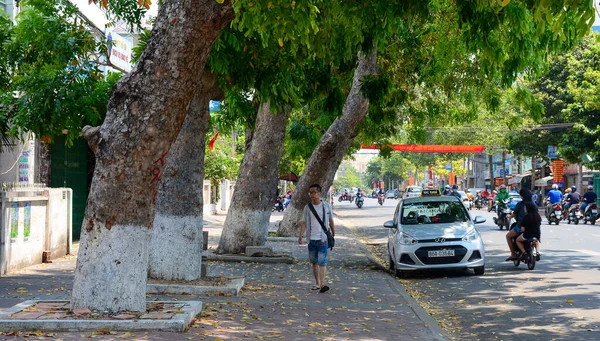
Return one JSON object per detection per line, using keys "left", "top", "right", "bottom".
{"left": 512, "top": 236, "right": 539, "bottom": 270}
{"left": 566, "top": 203, "right": 582, "bottom": 225}
{"left": 338, "top": 193, "right": 353, "bottom": 202}
{"left": 583, "top": 203, "right": 597, "bottom": 225}
{"left": 544, "top": 201, "right": 562, "bottom": 225}
{"left": 355, "top": 193, "right": 364, "bottom": 208}
{"left": 272, "top": 197, "right": 285, "bottom": 212}
{"left": 494, "top": 199, "right": 512, "bottom": 230}
{"left": 378, "top": 193, "right": 385, "bottom": 206}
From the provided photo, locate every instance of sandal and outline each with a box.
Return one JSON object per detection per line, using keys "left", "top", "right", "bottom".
{"left": 311, "top": 285, "right": 320, "bottom": 291}
{"left": 505, "top": 255, "right": 517, "bottom": 261}
{"left": 319, "top": 285, "right": 330, "bottom": 293}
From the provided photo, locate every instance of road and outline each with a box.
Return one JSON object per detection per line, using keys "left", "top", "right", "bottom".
{"left": 333, "top": 196, "right": 600, "bottom": 341}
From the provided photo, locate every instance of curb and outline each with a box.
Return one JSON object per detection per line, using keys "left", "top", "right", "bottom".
{"left": 147, "top": 277, "right": 245, "bottom": 296}
{"left": 204, "top": 252, "right": 295, "bottom": 264}
{"left": 0, "top": 300, "right": 202, "bottom": 332}
{"left": 336, "top": 216, "right": 448, "bottom": 341}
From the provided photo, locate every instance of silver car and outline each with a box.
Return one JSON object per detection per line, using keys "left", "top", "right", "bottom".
{"left": 384, "top": 195, "right": 486, "bottom": 277}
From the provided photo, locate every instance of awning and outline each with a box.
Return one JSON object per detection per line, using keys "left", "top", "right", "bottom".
{"left": 534, "top": 176, "right": 553, "bottom": 186}
{"left": 279, "top": 172, "right": 298, "bottom": 182}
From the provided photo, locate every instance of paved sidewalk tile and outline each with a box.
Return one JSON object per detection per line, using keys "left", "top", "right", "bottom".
{"left": 0, "top": 212, "right": 444, "bottom": 340}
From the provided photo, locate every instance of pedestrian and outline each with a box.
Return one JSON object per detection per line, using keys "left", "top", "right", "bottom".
{"left": 298, "top": 184, "right": 335, "bottom": 293}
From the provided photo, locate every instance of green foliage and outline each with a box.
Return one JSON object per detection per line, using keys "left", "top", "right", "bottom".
{"left": 0, "top": 0, "right": 120, "bottom": 145}
{"left": 131, "top": 29, "right": 151, "bottom": 64}
{"left": 365, "top": 154, "right": 415, "bottom": 188}
{"left": 203, "top": 128, "right": 243, "bottom": 188}
{"left": 88, "top": 0, "right": 148, "bottom": 30}
{"left": 333, "top": 161, "right": 362, "bottom": 190}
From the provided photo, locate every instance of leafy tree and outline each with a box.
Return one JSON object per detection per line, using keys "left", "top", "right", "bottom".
{"left": 333, "top": 161, "right": 362, "bottom": 190}
{"left": 0, "top": 0, "right": 120, "bottom": 145}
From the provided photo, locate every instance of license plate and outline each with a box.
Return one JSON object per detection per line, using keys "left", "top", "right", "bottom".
{"left": 555, "top": 211, "right": 561, "bottom": 216}
{"left": 593, "top": 210, "right": 597, "bottom": 214}
{"left": 428, "top": 250, "right": 455, "bottom": 257}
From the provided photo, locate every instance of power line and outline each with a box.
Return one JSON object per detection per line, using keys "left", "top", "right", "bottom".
{"left": 425, "top": 123, "right": 575, "bottom": 133}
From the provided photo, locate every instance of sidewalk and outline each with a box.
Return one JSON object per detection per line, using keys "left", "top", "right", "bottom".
{"left": 0, "top": 212, "right": 445, "bottom": 340}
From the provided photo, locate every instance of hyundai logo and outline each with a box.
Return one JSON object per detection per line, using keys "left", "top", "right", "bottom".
{"left": 434, "top": 238, "right": 446, "bottom": 243}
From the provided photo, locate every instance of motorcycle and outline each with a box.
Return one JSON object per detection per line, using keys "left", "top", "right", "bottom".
{"left": 511, "top": 235, "right": 539, "bottom": 270}
{"left": 338, "top": 193, "right": 353, "bottom": 202}
{"left": 272, "top": 197, "right": 284, "bottom": 212}
{"left": 583, "top": 203, "right": 597, "bottom": 225}
{"left": 566, "top": 203, "right": 582, "bottom": 225}
{"left": 474, "top": 196, "right": 484, "bottom": 210}
{"left": 545, "top": 201, "right": 562, "bottom": 225}
{"left": 378, "top": 193, "right": 385, "bottom": 206}
{"left": 355, "top": 193, "right": 364, "bottom": 208}
{"left": 488, "top": 199, "right": 497, "bottom": 212}
{"left": 494, "top": 199, "right": 512, "bottom": 230}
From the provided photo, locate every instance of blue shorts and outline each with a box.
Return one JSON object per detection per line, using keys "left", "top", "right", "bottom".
{"left": 513, "top": 225, "right": 522, "bottom": 234}
{"left": 308, "top": 239, "right": 328, "bottom": 266}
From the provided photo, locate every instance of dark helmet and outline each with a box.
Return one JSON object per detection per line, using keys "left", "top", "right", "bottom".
{"left": 452, "top": 185, "right": 458, "bottom": 190}
{"left": 571, "top": 185, "right": 577, "bottom": 192}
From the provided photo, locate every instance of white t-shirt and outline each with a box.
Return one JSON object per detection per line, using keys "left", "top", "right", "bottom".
{"left": 310, "top": 203, "right": 325, "bottom": 240}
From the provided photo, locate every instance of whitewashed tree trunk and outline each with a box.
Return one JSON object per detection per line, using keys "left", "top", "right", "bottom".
{"left": 71, "top": 1, "right": 233, "bottom": 313}
{"left": 278, "top": 49, "right": 378, "bottom": 237}
{"left": 217, "top": 102, "right": 290, "bottom": 254}
{"left": 148, "top": 72, "right": 222, "bottom": 281}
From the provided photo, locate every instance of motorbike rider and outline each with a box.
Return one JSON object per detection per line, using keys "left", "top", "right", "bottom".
{"left": 515, "top": 201, "right": 542, "bottom": 259}
{"left": 495, "top": 185, "right": 510, "bottom": 219}
{"left": 563, "top": 185, "right": 580, "bottom": 213}
{"left": 474, "top": 190, "right": 483, "bottom": 206}
{"left": 580, "top": 185, "right": 597, "bottom": 215}
{"left": 545, "top": 184, "right": 563, "bottom": 217}
{"left": 448, "top": 185, "right": 461, "bottom": 198}
{"left": 505, "top": 188, "right": 532, "bottom": 261}
{"left": 442, "top": 185, "right": 451, "bottom": 196}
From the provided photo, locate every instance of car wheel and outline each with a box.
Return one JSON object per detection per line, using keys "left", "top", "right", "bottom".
{"left": 388, "top": 249, "right": 394, "bottom": 270}
{"left": 473, "top": 266, "right": 485, "bottom": 276}
{"left": 393, "top": 259, "right": 407, "bottom": 278}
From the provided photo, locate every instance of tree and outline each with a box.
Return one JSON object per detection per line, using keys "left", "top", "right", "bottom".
{"left": 71, "top": 0, "right": 235, "bottom": 313}
{"left": 148, "top": 72, "right": 223, "bottom": 281}
{"left": 0, "top": 0, "right": 118, "bottom": 145}
{"left": 278, "top": 0, "right": 594, "bottom": 237}
{"left": 333, "top": 161, "right": 362, "bottom": 190}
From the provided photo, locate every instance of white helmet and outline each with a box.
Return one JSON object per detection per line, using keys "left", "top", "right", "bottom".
{"left": 552, "top": 184, "right": 558, "bottom": 189}
{"left": 588, "top": 185, "right": 594, "bottom": 190}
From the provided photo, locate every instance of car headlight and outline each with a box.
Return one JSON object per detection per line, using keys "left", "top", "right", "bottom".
{"left": 462, "top": 229, "right": 480, "bottom": 243}
{"left": 399, "top": 232, "right": 418, "bottom": 245}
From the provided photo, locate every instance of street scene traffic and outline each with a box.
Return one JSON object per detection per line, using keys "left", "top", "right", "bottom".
{"left": 333, "top": 192, "right": 600, "bottom": 340}
{"left": 2, "top": 0, "right": 600, "bottom": 340}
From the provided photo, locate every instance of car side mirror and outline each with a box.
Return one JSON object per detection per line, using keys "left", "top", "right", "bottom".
{"left": 473, "top": 216, "right": 486, "bottom": 224}
{"left": 383, "top": 220, "right": 396, "bottom": 228}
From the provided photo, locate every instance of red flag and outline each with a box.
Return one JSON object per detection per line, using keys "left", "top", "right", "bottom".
{"left": 208, "top": 131, "right": 220, "bottom": 150}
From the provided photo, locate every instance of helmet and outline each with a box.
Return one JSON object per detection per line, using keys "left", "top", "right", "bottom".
{"left": 588, "top": 185, "right": 594, "bottom": 190}
{"left": 552, "top": 184, "right": 559, "bottom": 189}
{"left": 452, "top": 185, "right": 459, "bottom": 190}
{"left": 499, "top": 184, "right": 506, "bottom": 189}
{"left": 571, "top": 185, "right": 577, "bottom": 192}
{"left": 445, "top": 185, "right": 450, "bottom": 189}
{"left": 493, "top": 190, "right": 497, "bottom": 194}
{"left": 476, "top": 190, "right": 481, "bottom": 193}
{"left": 565, "top": 188, "right": 572, "bottom": 193}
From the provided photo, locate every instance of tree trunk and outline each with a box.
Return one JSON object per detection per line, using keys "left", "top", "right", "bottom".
{"left": 148, "top": 72, "right": 222, "bottom": 281}
{"left": 277, "top": 49, "right": 378, "bottom": 237}
{"left": 217, "top": 102, "right": 290, "bottom": 254}
{"left": 71, "top": 0, "right": 234, "bottom": 313}
{"left": 489, "top": 154, "right": 494, "bottom": 191}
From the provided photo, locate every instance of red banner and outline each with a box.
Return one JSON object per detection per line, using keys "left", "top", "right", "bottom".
{"left": 552, "top": 159, "right": 564, "bottom": 183}
{"left": 361, "top": 144, "right": 485, "bottom": 153}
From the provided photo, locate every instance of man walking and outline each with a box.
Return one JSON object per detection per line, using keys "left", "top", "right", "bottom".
{"left": 299, "top": 184, "right": 335, "bottom": 293}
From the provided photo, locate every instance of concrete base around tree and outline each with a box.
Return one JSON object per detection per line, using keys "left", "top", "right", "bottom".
{"left": 204, "top": 251, "right": 295, "bottom": 264}
{"left": 0, "top": 300, "right": 203, "bottom": 332}
{"left": 146, "top": 277, "right": 246, "bottom": 296}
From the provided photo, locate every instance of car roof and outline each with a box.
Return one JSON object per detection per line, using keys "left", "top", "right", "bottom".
{"left": 402, "top": 196, "right": 461, "bottom": 204}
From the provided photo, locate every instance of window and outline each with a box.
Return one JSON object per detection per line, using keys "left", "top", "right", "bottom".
{"left": 401, "top": 201, "right": 469, "bottom": 225}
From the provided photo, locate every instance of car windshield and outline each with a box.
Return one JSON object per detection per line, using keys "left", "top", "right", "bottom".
{"left": 408, "top": 187, "right": 423, "bottom": 193}
{"left": 401, "top": 201, "right": 470, "bottom": 225}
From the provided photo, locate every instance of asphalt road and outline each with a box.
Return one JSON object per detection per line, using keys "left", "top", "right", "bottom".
{"left": 333, "top": 196, "right": 600, "bottom": 341}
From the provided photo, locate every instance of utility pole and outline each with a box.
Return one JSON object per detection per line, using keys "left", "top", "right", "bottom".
{"left": 531, "top": 157, "right": 536, "bottom": 192}
{"left": 489, "top": 154, "right": 494, "bottom": 191}
{"left": 502, "top": 151, "right": 507, "bottom": 186}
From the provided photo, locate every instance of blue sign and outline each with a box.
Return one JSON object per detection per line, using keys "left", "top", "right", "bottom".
{"left": 209, "top": 100, "right": 221, "bottom": 113}
{"left": 499, "top": 169, "right": 504, "bottom": 176}
{"left": 548, "top": 146, "right": 558, "bottom": 159}
{"left": 446, "top": 163, "right": 452, "bottom": 171}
